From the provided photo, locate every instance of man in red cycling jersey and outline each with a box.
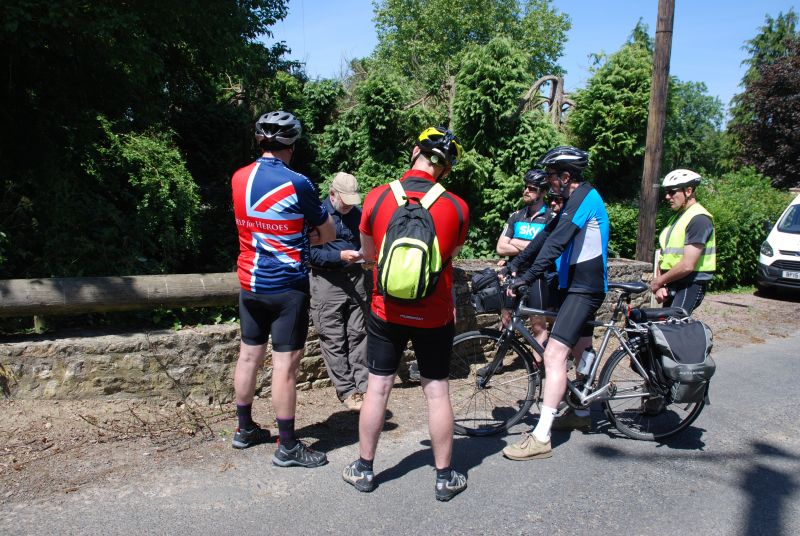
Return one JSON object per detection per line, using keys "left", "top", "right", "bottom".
{"left": 341, "top": 127, "right": 470, "bottom": 501}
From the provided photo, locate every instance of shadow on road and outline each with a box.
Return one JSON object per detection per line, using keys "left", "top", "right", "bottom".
{"left": 588, "top": 439, "right": 800, "bottom": 536}
{"left": 295, "top": 409, "right": 398, "bottom": 453}
{"left": 592, "top": 410, "right": 708, "bottom": 451}
{"left": 375, "top": 435, "right": 507, "bottom": 488}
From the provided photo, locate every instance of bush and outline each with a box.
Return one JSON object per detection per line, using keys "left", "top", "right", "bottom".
{"left": 699, "top": 168, "right": 792, "bottom": 289}
{"left": 606, "top": 201, "right": 640, "bottom": 258}
{"left": 82, "top": 117, "right": 202, "bottom": 275}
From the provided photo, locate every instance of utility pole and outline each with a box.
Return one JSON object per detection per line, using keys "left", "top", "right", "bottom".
{"left": 636, "top": 0, "right": 675, "bottom": 262}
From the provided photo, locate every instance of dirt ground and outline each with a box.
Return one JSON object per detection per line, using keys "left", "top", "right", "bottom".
{"left": 2, "top": 290, "right": 799, "bottom": 504}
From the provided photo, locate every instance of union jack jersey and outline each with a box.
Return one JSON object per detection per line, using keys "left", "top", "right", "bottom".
{"left": 232, "top": 157, "right": 328, "bottom": 293}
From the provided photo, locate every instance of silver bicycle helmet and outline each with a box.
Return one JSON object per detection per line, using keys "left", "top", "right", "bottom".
{"left": 255, "top": 111, "right": 302, "bottom": 147}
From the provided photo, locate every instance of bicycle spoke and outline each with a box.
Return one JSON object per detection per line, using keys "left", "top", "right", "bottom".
{"left": 450, "top": 331, "right": 538, "bottom": 435}
{"left": 600, "top": 349, "right": 705, "bottom": 441}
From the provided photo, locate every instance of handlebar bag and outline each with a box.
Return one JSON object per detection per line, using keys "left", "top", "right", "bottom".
{"left": 471, "top": 281, "right": 503, "bottom": 314}
{"left": 469, "top": 268, "right": 504, "bottom": 314}
{"left": 471, "top": 268, "right": 500, "bottom": 292}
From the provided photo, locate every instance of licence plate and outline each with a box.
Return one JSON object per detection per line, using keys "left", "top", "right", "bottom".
{"left": 782, "top": 270, "right": 800, "bottom": 279}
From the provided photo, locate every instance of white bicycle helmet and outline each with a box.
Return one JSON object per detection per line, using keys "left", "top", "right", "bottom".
{"left": 662, "top": 169, "right": 701, "bottom": 189}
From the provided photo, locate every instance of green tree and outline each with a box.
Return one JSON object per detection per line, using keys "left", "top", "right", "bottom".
{"left": 567, "top": 22, "right": 653, "bottom": 197}
{"left": 316, "top": 68, "right": 436, "bottom": 191}
{"left": 0, "top": 1, "right": 292, "bottom": 277}
{"left": 450, "top": 38, "right": 562, "bottom": 255}
{"left": 454, "top": 38, "right": 530, "bottom": 156}
{"left": 372, "top": 0, "right": 570, "bottom": 94}
{"left": 729, "top": 10, "right": 797, "bottom": 162}
{"left": 700, "top": 169, "right": 792, "bottom": 288}
{"left": 739, "top": 9, "right": 798, "bottom": 86}
{"left": 729, "top": 37, "right": 800, "bottom": 188}
{"left": 663, "top": 81, "right": 725, "bottom": 175}
{"left": 82, "top": 117, "right": 202, "bottom": 275}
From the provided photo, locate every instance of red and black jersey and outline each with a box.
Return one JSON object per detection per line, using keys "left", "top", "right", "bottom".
{"left": 360, "top": 170, "right": 469, "bottom": 328}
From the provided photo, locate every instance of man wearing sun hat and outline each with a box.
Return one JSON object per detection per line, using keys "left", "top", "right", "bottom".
{"left": 310, "top": 172, "right": 370, "bottom": 412}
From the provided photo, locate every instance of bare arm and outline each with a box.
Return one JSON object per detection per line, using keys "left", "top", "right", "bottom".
{"left": 360, "top": 232, "right": 377, "bottom": 261}
{"left": 650, "top": 243, "right": 704, "bottom": 290}
{"left": 496, "top": 235, "right": 529, "bottom": 257}
{"left": 310, "top": 215, "right": 336, "bottom": 246}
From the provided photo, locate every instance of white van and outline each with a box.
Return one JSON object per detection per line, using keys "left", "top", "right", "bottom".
{"left": 758, "top": 192, "right": 800, "bottom": 292}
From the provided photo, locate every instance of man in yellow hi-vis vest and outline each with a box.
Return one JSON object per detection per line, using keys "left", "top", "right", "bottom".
{"left": 650, "top": 169, "right": 716, "bottom": 313}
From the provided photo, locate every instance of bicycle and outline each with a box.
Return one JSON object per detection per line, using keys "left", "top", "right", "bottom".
{"left": 449, "top": 281, "right": 707, "bottom": 441}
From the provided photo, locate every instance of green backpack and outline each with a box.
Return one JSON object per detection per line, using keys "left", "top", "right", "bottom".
{"left": 376, "top": 180, "right": 447, "bottom": 301}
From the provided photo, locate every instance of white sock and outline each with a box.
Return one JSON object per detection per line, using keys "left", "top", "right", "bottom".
{"left": 574, "top": 408, "right": 590, "bottom": 417}
{"left": 532, "top": 405, "right": 557, "bottom": 442}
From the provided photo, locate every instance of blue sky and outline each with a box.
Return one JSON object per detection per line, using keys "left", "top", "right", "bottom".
{"left": 267, "top": 0, "right": 798, "bottom": 112}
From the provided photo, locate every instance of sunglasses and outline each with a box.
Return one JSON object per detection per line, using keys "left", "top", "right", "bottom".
{"left": 545, "top": 193, "right": 564, "bottom": 202}
{"left": 665, "top": 188, "right": 681, "bottom": 196}
{"left": 524, "top": 185, "right": 542, "bottom": 192}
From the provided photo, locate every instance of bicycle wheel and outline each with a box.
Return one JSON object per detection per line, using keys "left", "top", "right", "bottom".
{"left": 449, "top": 329, "right": 540, "bottom": 436}
{"left": 599, "top": 349, "right": 705, "bottom": 441}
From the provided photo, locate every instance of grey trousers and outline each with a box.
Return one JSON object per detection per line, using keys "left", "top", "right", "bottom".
{"left": 309, "top": 268, "right": 369, "bottom": 401}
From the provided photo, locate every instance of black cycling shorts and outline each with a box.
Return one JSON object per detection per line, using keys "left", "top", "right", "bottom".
{"left": 664, "top": 281, "right": 707, "bottom": 315}
{"left": 238, "top": 288, "right": 310, "bottom": 351}
{"left": 525, "top": 276, "right": 558, "bottom": 311}
{"left": 550, "top": 291, "right": 605, "bottom": 348}
{"left": 366, "top": 313, "right": 455, "bottom": 380}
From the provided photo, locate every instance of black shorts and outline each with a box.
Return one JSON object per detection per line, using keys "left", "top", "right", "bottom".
{"left": 525, "top": 275, "right": 558, "bottom": 311}
{"left": 550, "top": 291, "right": 605, "bottom": 348}
{"left": 665, "top": 281, "right": 707, "bottom": 314}
{"left": 238, "top": 288, "right": 310, "bottom": 351}
{"left": 366, "top": 313, "right": 455, "bottom": 380}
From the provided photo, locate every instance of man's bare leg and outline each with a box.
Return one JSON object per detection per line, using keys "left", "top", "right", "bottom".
{"left": 358, "top": 373, "right": 395, "bottom": 461}
{"left": 234, "top": 342, "right": 267, "bottom": 405}
{"left": 271, "top": 349, "right": 303, "bottom": 417}
{"left": 421, "top": 377, "right": 454, "bottom": 469}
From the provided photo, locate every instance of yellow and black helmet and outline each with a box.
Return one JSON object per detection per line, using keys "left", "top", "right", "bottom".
{"left": 416, "top": 126, "right": 463, "bottom": 167}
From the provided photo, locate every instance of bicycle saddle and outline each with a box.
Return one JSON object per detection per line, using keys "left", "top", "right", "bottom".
{"left": 629, "top": 307, "right": 689, "bottom": 322}
{"left": 608, "top": 281, "right": 648, "bottom": 294}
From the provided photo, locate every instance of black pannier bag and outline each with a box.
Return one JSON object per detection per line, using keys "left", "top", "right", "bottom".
{"left": 470, "top": 268, "right": 503, "bottom": 314}
{"left": 648, "top": 319, "right": 716, "bottom": 403}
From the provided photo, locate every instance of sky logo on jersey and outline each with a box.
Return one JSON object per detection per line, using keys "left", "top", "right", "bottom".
{"left": 513, "top": 221, "right": 546, "bottom": 240}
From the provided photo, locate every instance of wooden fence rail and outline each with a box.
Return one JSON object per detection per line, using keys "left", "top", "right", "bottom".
{"left": 0, "top": 273, "right": 239, "bottom": 317}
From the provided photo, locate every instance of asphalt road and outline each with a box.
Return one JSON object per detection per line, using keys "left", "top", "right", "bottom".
{"left": 2, "top": 333, "right": 799, "bottom": 536}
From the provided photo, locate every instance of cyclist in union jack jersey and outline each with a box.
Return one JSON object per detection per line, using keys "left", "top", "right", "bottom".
{"left": 230, "top": 111, "right": 335, "bottom": 468}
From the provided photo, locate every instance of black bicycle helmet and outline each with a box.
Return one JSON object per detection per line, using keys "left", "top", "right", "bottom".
{"left": 416, "top": 126, "right": 463, "bottom": 167}
{"left": 545, "top": 187, "right": 566, "bottom": 201}
{"left": 537, "top": 145, "right": 589, "bottom": 173}
{"left": 523, "top": 169, "right": 548, "bottom": 189}
{"left": 255, "top": 111, "right": 302, "bottom": 147}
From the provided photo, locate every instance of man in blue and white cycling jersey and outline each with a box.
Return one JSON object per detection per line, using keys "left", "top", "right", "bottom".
{"left": 500, "top": 146, "right": 609, "bottom": 461}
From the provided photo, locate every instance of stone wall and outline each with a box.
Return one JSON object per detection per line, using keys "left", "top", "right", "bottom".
{"left": 0, "top": 259, "right": 651, "bottom": 401}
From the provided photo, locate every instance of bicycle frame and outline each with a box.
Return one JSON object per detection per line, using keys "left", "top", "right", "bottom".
{"left": 497, "top": 289, "right": 652, "bottom": 408}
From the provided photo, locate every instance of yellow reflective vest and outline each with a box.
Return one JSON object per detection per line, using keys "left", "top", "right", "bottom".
{"left": 658, "top": 202, "right": 716, "bottom": 273}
